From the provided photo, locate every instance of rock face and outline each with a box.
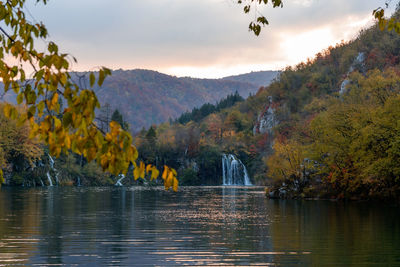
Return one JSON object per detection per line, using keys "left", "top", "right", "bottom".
{"left": 340, "top": 52, "right": 365, "bottom": 95}
{"left": 253, "top": 96, "right": 278, "bottom": 135}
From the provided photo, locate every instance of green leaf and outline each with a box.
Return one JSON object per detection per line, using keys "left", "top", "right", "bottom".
{"left": 89, "top": 72, "right": 95, "bottom": 87}
{"left": 98, "top": 69, "right": 105, "bottom": 86}
{"left": 62, "top": 112, "right": 73, "bottom": 127}
{"left": 17, "top": 92, "right": 23, "bottom": 104}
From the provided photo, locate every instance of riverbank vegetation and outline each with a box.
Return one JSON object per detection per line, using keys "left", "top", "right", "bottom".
{"left": 135, "top": 10, "right": 400, "bottom": 200}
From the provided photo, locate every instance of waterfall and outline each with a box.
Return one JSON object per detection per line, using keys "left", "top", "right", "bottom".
{"left": 40, "top": 179, "right": 44, "bottom": 187}
{"left": 115, "top": 174, "right": 125, "bottom": 186}
{"left": 222, "top": 154, "right": 252, "bottom": 186}
{"left": 48, "top": 154, "right": 60, "bottom": 185}
{"left": 76, "top": 177, "right": 81, "bottom": 186}
{"left": 46, "top": 172, "right": 53, "bottom": 186}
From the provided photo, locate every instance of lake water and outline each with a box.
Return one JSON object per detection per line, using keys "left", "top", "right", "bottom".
{"left": 0, "top": 186, "right": 399, "bottom": 266}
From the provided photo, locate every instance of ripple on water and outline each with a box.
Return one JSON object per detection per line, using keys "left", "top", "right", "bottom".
{"left": 0, "top": 186, "right": 399, "bottom": 266}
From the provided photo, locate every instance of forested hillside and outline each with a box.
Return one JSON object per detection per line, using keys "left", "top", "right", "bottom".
{"left": 1, "top": 69, "right": 276, "bottom": 130}
{"left": 136, "top": 11, "right": 400, "bottom": 200}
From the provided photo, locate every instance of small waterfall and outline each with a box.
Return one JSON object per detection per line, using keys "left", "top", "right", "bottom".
{"left": 76, "top": 177, "right": 81, "bottom": 186}
{"left": 222, "top": 154, "right": 252, "bottom": 186}
{"left": 40, "top": 179, "right": 44, "bottom": 187}
{"left": 115, "top": 174, "right": 125, "bottom": 186}
{"left": 48, "top": 154, "right": 60, "bottom": 185}
{"left": 46, "top": 172, "right": 53, "bottom": 186}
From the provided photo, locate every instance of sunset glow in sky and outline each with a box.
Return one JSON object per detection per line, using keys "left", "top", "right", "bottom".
{"left": 25, "top": 0, "right": 395, "bottom": 78}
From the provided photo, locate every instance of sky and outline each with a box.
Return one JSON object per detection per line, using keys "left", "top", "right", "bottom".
{"left": 25, "top": 0, "right": 396, "bottom": 78}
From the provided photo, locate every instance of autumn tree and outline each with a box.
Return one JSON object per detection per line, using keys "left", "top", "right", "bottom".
{"left": 0, "top": 103, "right": 42, "bottom": 184}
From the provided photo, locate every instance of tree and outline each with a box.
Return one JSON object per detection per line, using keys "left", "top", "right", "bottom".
{"left": 111, "top": 109, "right": 129, "bottom": 131}
{"left": 0, "top": 103, "right": 43, "bottom": 183}
{"left": 96, "top": 102, "right": 111, "bottom": 133}
{"left": 266, "top": 140, "right": 306, "bottom": 184}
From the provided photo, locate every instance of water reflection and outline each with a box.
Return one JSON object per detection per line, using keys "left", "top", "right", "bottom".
{"left": 0, "top": 186, "right": 399, "bottom": 266}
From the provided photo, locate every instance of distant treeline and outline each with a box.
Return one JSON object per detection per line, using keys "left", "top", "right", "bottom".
{"left": 176, "top": 91, "right": 244, "bottom": 124}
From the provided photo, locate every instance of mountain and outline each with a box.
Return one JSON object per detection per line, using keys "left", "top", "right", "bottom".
{"left": 222, "top": 70, "right": 279, "bottom": 87}
{"left": 91, "top": 69, "right": 266, "bottom": 129}
{"left": 0, "top": 69, "right": 279, "bottom": 130}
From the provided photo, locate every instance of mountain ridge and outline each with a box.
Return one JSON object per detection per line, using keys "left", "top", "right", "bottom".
{"left": 0, "top": 68, "right": 278, "bottom": 130}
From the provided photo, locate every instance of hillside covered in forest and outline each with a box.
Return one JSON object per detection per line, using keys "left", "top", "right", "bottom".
{"left": 0, "top": 69, "right": 278, "bottom": 130}
{"left": 91, "top": 69, "right": 278, "bottom": 129}
{"left": 135, "top": 11, "right": 400, "bottom": 200}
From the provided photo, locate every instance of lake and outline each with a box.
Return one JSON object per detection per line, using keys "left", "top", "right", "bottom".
{"left": 0, "top": 186, "right": 399, "bottom": 266}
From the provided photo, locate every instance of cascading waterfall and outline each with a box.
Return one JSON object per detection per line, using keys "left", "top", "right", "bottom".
{"left": 40, "top": 179, "right": 45, "bottom": 187}
{"left": 115, "top": 174, "right": 125, "bottom": 186}
{"left": 48, "top": 154, "right": 60, "bottom": 185}
{"left": 76, "top": 177, "right": 81, "bottom": 186}
{"left": 46, "top": 172, "right": 53, "bottom": 186}
{"left": 222, "top": 154, "right": 252, "bottom": 186}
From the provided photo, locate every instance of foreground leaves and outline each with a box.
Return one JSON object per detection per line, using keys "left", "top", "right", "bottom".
{"left": 0, "top": 0, "right": 177, "bottom": 190}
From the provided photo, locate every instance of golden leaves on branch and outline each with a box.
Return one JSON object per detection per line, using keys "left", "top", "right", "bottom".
{"left": 162, "top": 165, "right": 179, "bottom": 192}
{"left": 0, "top": 0, "right": 178, "bottom": 190}
{"left": 132, "top": 162, "right": 177, "bottom": 192}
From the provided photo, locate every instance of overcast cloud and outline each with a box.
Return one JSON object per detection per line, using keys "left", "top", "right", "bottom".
{"left": 25, "top": 0, "right": 396, "bottom": 78}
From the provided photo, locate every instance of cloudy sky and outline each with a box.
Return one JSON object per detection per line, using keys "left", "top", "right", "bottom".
{"left": 25, "top": 0, "right": 396, "bottom": 78}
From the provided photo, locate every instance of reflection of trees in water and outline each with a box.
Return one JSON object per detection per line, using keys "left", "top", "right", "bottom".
{"left": 39, "top": 188, "right": 64, "bottom": 264}
{"left": 0, "top": 189, "right": 42, "bottom": 265}
{"left": 1, "top": 188, "right": 399, "bottom": 265}
{"left": 220, "top": 187, "right": 273, "bottom": 262}
{"left": 268, "top": 200, "right": 400, "bottom": 265}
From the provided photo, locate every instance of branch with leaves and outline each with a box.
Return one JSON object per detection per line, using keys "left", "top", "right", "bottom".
{"left": 0, "top": 0, "right": 178, "bottom": 190}
{"left": 373, "top": 2, "right": 400, "bottom": 33}
{"left": 237, "top": 0, "right": 283, "bottom": 35}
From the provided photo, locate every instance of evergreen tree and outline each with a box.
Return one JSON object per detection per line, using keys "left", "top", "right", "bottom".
{"left": 111, "top": 109, "right": 129, "bottom": 131}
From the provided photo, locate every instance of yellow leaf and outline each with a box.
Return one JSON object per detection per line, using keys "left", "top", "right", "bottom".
{"left": 151, "top": 166, "right": 159, "bottom": 181}
{"left": 133, "top": 167, "right": 140, "bottom": 180}
{"left": 65, "top": 135, "right": 71, "bottom": 149}
{"left": 167, "top": 171, "right": 173, "bottom": 182}
{"left": 146, "top": 164, "right": 152, "bottom": 174}
{"left": 173, "top": 177, "right": 178, "bottom": 192}
{"left": 3, "top": 104, "right": 11, "bottom": 118}
{"left": 139, "top": 161, "right": 145, "bottom": 178}
{"left": 162, "top": 165, "right": 168, "bottom": 180}
{"left": 109, "top": 120, "right": 120, "bottom": 130}
{"left": 51, "top": 93, "right": 58, "bottom": 107}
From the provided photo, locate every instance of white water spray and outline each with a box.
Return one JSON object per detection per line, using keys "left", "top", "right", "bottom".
{"left": 222, "top": 154, "right": 252, "bottom": 186}
{"left": 47, "top": 154, "right": 61, "bottom": 185}
{"left": 115, "top": 174, "right": 125, "bottom": 186}
{"left": 46, "top": 172, "right": 53, "bottom": 186}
